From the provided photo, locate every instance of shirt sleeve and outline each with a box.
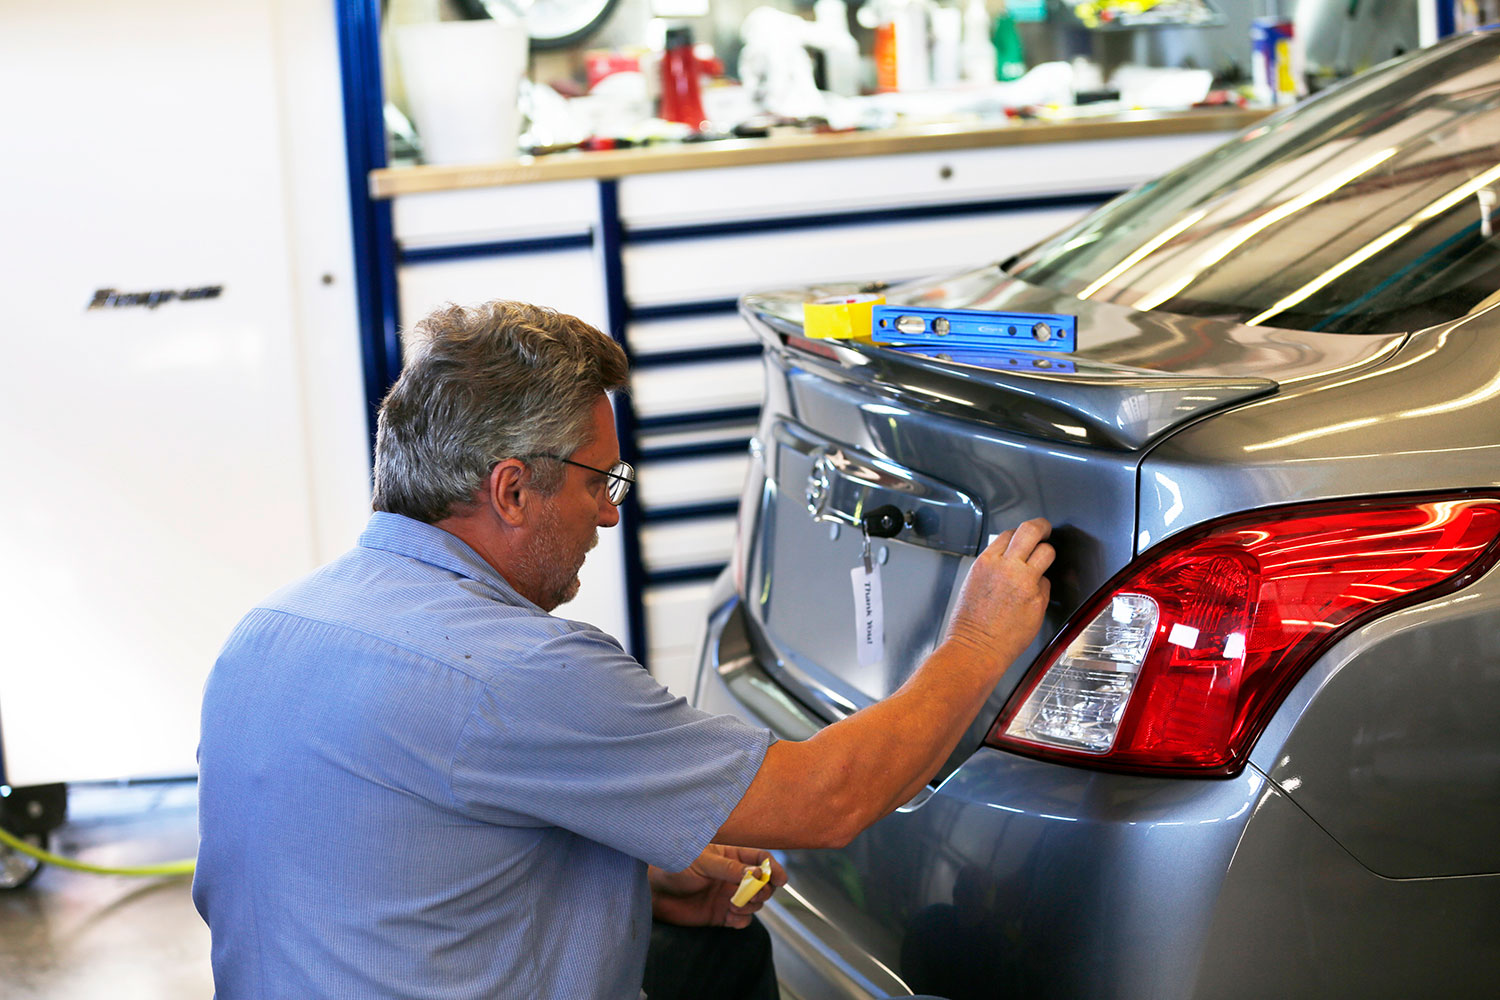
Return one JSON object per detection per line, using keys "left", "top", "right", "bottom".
{"left": 448, "top": 626, "right": 773, "bottom": 872}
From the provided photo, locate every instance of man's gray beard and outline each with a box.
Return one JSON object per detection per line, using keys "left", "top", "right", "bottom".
{"left": 516, "top": 499, "right": 598, "bottom": 612}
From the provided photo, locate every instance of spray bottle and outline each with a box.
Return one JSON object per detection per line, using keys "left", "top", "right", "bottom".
{"left": 992, "top": 0, "right": 1026, "bottom": 82}
{"left": 869, "top": 0, "right": 931, "bottom": 92}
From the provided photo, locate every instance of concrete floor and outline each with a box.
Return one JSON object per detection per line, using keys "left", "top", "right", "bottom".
{"left": 0, "top": 781, "right": 211, "bottom": 1000}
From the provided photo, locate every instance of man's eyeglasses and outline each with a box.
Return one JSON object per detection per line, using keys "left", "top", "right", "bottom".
{"left": 541, "top": 456, "right": 636, "bottom": 506}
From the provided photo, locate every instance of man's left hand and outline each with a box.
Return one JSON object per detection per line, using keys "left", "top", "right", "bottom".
{"left": 648, "top": 844, "right": 787, "bottom": 929}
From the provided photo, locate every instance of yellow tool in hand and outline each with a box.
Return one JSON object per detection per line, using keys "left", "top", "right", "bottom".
{"left": 730, "top": 858, "right": 772, "bottom": 907}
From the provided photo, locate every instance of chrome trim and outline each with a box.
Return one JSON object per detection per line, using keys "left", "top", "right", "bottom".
{"left": 773, "top": 421, "right": 985, "bottom": 556}
{"left": 758, "top": 882, "right": 914, "bottom": 1000}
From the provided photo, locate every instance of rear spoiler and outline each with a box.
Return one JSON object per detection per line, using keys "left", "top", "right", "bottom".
{"left": 743, "top": 293, "right": 1277, "bottom": 452}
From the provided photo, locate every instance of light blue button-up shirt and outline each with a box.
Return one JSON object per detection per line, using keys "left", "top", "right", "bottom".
{"left": 194, "top": 512, "right": 771, "bottom": 999}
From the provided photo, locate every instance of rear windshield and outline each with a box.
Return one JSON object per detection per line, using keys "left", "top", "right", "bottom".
{"left": 1009, "top": 31, "right": 1500, "bottom": 335}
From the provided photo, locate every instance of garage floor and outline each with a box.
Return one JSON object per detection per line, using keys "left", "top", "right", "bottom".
{"left": 0, "top": 781, "right": 210, "bottom": 999}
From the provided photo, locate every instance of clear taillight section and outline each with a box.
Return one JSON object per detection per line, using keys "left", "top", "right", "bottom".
{"left": 988, "top": 496, "right": 1500, "bottom": 775}
{"left": 1002, "top": 593, "right": 1159, "bottom": 753}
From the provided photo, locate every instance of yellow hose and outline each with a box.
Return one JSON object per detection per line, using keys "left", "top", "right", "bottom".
{"left": 0, "top": 822, "right": 194, "bottom": 877}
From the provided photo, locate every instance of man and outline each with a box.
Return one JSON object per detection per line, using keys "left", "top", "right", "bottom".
{"left": 195, "top": 300, "right": 1053, "bottom": 999}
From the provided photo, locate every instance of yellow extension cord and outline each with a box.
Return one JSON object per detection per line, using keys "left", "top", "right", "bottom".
{"left": 0, "top": 821, "right": 194, "bottom": 878}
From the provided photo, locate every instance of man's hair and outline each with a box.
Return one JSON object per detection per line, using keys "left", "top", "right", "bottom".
{"left": 372, "top": 300, "right": 629, "bottom": 523}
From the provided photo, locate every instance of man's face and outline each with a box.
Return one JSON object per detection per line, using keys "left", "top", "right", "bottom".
{"left": 521, "top": 395, "right": 622, "bottom": 611}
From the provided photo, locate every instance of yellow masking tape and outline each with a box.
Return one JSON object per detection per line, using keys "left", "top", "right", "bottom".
{"left": 802, "top": 294, "right": 885, "bottom": 341}
{"left": 730, "top": 858, "right": 772, "bottom": 907}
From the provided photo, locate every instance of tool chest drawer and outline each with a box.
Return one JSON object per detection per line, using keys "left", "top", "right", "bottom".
{"left": 626, "top": 313, "right": 757, "bottom": 357}
{"left": 641, "top": 516, "right": 739, "bottom": 574}
{"left": 397, "top": 251, "right": 608, "bottom": 333}
{"left": 616, "top": 134, "right": 1223, "bottom": 229}
{"left": 392, "top": 179, "right": 597, "bottom": 247}
{"left": 636, "top": 452, "right": 751, "bottom": 511}
{"left": 621, "top": 206, "right": 1093, "bottom": 308}
{"left": 630, "top": 357, "right": 766, "bottom": 419}
{"left": 644, "top": 580, "right": 717, "bottom": 695}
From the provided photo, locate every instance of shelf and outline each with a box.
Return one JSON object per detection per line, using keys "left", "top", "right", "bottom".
{"left": 368, "top": 107, "right": 1268, "bottom": 197}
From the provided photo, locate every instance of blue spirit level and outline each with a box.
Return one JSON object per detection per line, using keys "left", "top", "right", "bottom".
{"left": 869, "top": 306, "right": 1077, "bottom": 353}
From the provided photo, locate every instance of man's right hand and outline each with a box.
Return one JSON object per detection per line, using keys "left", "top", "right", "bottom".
{"left": 942, "top": 517, "right": 1054, "bottom": 673}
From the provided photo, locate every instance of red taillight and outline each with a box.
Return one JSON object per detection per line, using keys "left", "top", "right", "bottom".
{"left": 987, "top": 496, "right": 1500, "bottom": 775}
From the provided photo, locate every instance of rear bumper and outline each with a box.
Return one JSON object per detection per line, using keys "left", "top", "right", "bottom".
{"left": 696, "top": 594, "right": 1268, "bottom": 1000}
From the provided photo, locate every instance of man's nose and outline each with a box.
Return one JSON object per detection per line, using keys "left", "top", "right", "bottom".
{"left": 598, "top": 495, "right": 621, "bottom": 528}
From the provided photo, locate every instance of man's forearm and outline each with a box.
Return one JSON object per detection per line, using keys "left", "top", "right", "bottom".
{"left": 716, "top": 638, "right": 1017, "bottom": 849}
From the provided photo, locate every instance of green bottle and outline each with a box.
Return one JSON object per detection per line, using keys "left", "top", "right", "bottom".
{"left": 992, "top": 2, "right": 1026, "bottom": 81}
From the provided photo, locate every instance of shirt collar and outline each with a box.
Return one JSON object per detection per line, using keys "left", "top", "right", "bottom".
{"left": 358, "top": 511, "right": 541, "bottom": 612}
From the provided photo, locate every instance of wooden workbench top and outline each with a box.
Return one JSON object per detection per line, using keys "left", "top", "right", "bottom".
{"left": 368, "top": 106, "right": 1270, "bottom": 199}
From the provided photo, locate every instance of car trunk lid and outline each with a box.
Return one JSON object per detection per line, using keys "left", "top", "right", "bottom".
{"left": 734, "top": 266, "right": 1405, "bottom": 774}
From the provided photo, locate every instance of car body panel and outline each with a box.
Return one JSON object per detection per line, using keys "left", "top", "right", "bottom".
{"left": 1247, "top": 559, "right": 1500, "bottom": 878}
{"left": 1136, "top": 317, "right": 1500, "bottom": 553}
{"left": 1190, "top": 776, "right": 1500, "bottom": 999}
{"left": 750, "top": 345, "right": 1142, "bottom": 768}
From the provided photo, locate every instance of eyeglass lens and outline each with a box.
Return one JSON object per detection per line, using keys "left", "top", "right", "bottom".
{"left": 606, "top": 462, "right": 633, "bottom": 505}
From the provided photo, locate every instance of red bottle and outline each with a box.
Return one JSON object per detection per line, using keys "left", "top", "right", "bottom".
{"left": 659, "top": 26, "right": 707, "bottom": 129}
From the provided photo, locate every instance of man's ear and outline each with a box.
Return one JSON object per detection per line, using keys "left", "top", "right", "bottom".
{"left": 487, "top": 459, "right": 531, "bottom": 526}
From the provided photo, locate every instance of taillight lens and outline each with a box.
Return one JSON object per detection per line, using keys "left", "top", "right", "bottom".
{"left": 987, "top": 496, "right": 1500, "bottom": 775}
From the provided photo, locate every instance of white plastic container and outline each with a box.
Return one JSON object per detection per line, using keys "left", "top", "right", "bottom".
{"left": 395, "top": 17, "right": 528, "bottom": 164}
{"left": 895, "top": 0, "right": 931, "bottom": 90}
{"left": 931, "top": 4, "right": 962, "bottom": 87}
{"left": 814, "top": 0, "right": 861, "bottom": 97}
{"left": 962, "top": 0, "right": 997, "bottom": 83}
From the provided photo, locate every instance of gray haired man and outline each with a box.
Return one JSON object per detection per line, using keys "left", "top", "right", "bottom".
{"left": 195, "top": 300, "right": 1053, "bottom": 1000}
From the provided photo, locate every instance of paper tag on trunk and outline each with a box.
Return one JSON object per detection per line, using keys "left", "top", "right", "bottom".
{"left": 850, "top": 562, "right": 885, "bottom": 666}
